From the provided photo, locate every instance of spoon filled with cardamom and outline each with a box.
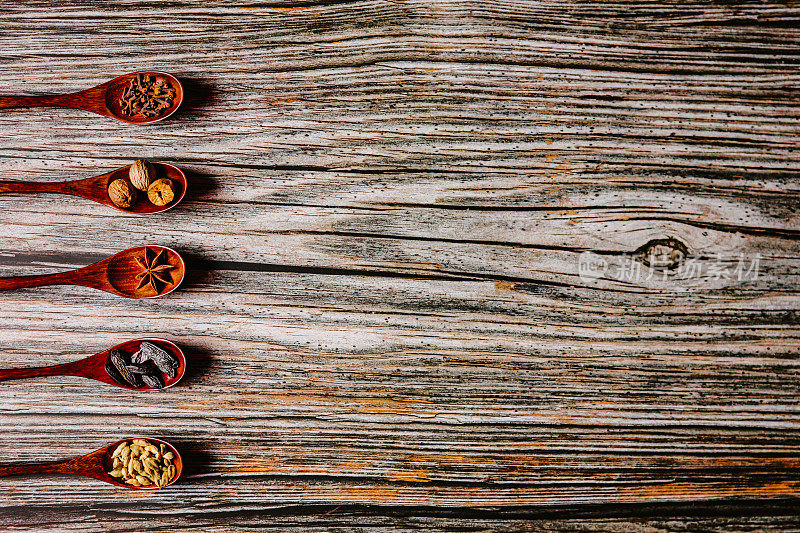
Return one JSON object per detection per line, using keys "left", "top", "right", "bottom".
{"left": 0, "top": 338, "right": 186, "bottom": 391}
{"left": 0, "top": 159, "right": 187, "bottom": 214}
{"left": 0, "top": 437, "right": 182, "bottom": 489}
{"left": 0, "top": 245, "right": 185, "bottom": 298}
{"left": 0, "top": 71, "right": 183, "bottom": 124}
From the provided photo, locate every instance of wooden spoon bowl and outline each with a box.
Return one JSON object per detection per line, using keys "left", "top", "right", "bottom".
{"left": 106, "top": 246, "right": 185, "bottom": 298}
{"left": 100, "top": 162, "right": 187, "bottom": 214}
{"left": 101, "top": 438, "right": 183, "bottom": 489}
{"left": 103, "top": 72, "right": 183, "bottom": 124}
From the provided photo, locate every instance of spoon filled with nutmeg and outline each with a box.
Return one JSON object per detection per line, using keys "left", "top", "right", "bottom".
{"left": 0, "top": 338, "right": 186, "bottom": 391}
{"left": 0, "top": 159, "right": 187, "bottom": 214}
{"left": 0, "top": 437, "right": 182, "bottom": 489}
{"left": 0, "top": 245, "right": 185, "bottom": 298}
{"left": 0, "top": 71, "right": 183, "bottom": 124}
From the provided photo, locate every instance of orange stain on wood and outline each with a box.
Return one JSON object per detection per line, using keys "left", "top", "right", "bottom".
{"left": 230, "top": 458, "right": 283, "bottom": 473}
{"left": 502, "top": 455, "right": 546, "bottom": 470}
{"left": 621, "top": 481, "right": 800, "bottom": 499}
{"left": 390, "top": 396, "right": 433, "bottom": 404}
{"left": 355, "top": 406, "right": 431, "bottom": 415}
{"left": 437, "top": 454, "right": 467, "bottom": 465}
{"left": 495, "top": 281, "right": 516, "bottom": 292}
{"left": 267, "top": 99, "right": 303, "bottom": 105}
{"left": 271, "top": 6, "right": 316, "bottom": 11}
{"left": 304, "top": 486, "right": 401, "bottom": 502}
{"left": 236, "top": 5, "right": 317, "bottom": 12}
{"left": 388, "top": 469, "right": 431, "bottom": 482}
{"left": 348, "top": 396, "right": 436, "bottom": 414}
{"left": 331, "top": 460, "right": 370, "bottom": 472}
{"left": 116, "top": 490, "right": 151, "bottom": 498}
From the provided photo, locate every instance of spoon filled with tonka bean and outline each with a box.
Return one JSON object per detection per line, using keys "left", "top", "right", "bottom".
{"left": 0, "top": 159, "right": 187, "bottom": 214}
{"left": 0, "top": 339, "right": 186, "bottom": 390}
{"left": 0, "top": 71, "right": 183, "bottom": 124}
{"left": 0, "top": 437, "right": 182, "bottom": 489}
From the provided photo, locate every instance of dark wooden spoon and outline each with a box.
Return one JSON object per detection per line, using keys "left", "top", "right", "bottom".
{"left": 0, "top": 162, "right": 187, "bottom": 214}
{"left": 0, "top": 338, "right": 185, "bottom": 390}
{"left": 0, "top": 246, "right": 185, "bottom": 298}
{"left": 0, "top": 438, "right": 182, "bottom": 489}
{"left": 0, "top": 71, "right": 183, "bottom": 124}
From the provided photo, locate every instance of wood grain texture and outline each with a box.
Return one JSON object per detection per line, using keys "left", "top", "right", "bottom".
{"left": 0, "top": 0, "right": 798, "bottom": 531}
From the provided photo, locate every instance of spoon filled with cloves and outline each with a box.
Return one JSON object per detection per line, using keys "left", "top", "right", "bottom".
{"left": 0, "top": 338, "right": 186, "bottom": 390}
{"left": 0, "top": 159, "right": 187, "bottom": 214}
{"left": 0, "top": 71, "right": 183, "bottom": 124}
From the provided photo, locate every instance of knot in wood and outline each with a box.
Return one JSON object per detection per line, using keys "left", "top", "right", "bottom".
{"left": 635, "top": 238, "right": 688, "bottom": 270}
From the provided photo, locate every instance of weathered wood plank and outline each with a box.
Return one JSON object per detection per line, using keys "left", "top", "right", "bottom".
{"left": 0, "top": 0, "right": 798, "bottom": 530}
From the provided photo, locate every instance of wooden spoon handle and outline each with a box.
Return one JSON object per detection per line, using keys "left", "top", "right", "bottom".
{"left": 0, "top": 180, "right": 66, "bottom": 194}
{"left": 0, "top": 360, "right": 84, "bottom": 382}
{"left": 0, "top": 271, "right": 78, "bottom": 291}
{"left": 0, "top": 461, "right": 67, "bottom": 476}
{"left": 0, "top": 94, "right": 74, "bottom": 109}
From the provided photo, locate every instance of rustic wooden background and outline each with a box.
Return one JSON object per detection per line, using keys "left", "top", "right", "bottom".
{"left": 0, "top": 1, "right": 798, "bottom": 531}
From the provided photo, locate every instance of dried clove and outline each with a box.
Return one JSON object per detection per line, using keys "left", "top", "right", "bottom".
{"left": 118, "top": 74, "right": 176, "bottom": 118}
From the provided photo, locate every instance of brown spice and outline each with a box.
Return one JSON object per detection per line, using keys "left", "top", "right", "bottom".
{"left": 135, "top": 247, "right": 177, "bottom": 294}
{"left": 147, "top": 178, "right": 175, "bottom": 206}
{"left": 129, "top": 159, "right": 156, "bottom": 191}
{"left": 104, "top": 339, "right": 180, "bottom": 389}
{"left": 108, "top": 439, "right": 177, "bottom": 488}
{"left": 118, "top": 74, "right": 176, "bottom": 118}
{"left": 108, "top": 179, "right": 136, "bottom": 208}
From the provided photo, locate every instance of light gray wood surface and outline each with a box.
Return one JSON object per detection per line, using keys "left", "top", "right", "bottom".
{"left": 0, "top": 1, "right": 798, "bottom": 531}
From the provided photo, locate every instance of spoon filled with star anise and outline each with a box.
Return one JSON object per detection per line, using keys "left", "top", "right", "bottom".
{"left": 0, "top": 246, "right": 184, "bottom": 298}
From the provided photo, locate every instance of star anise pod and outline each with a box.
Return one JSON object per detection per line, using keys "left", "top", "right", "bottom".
{"left": 135, "top": 247, "right": 176, "bottom": 294}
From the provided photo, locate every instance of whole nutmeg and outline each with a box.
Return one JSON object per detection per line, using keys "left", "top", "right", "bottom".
{"left": 129, "top": 159, "right": 156, "bottom": 191}
{"left": 108, "top": 179, "right": 136, "bottom": 208}
{"left": 147, "top": 178, "right": 175, "bottom": 206}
